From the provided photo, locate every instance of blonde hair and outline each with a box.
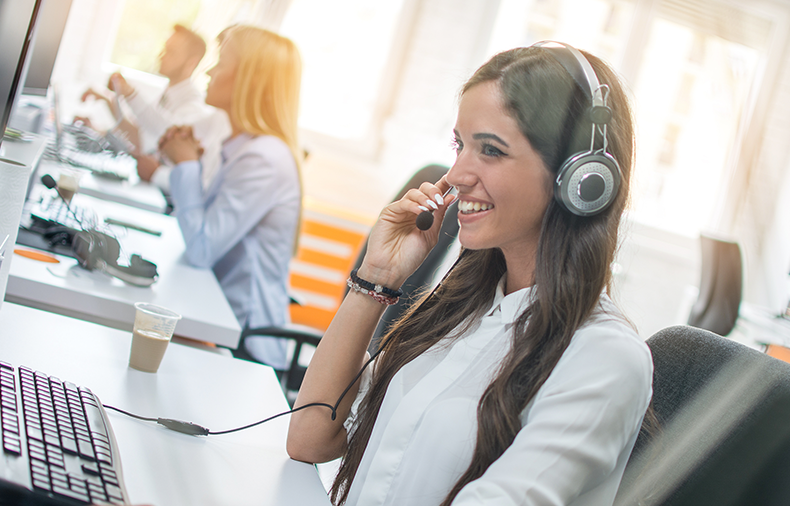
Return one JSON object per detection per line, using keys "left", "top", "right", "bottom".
{"left": 224, "top": 25, "right": 303, "bottom": 252}
{"left": 225, "top": 26, "right": 303, "bottom": 168}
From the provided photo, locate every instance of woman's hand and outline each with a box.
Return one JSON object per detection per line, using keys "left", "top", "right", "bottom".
{"left": 158, "top": 125, "right": 204, "bottom": 165}
{"left": 359, "top": 177, "right": 456, "bottom": 288}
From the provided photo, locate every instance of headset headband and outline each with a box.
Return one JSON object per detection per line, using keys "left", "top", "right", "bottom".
{"left": 532, "top": 41, "right": 621, "bottom": 216}
{"left": 533, "top": 41, "right": 611, "bottom": 124}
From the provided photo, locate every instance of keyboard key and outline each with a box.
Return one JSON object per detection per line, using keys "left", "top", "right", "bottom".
{"left": 53, "top": 484, "right": 90, "bottom": 502}
{"left": 61, "top": 434, "right": 78, "bottom": 454}
{"left": 105, "top": 483, "right": 124, "bottom": 501}
{"left": 82, "top": 461, "right": 100, "bottom": 476}
{"left": 78, "top": 438, "right": 95, "bottom": 460}
{"left": 3, "top": 437, "right": 21, "bottom": 455}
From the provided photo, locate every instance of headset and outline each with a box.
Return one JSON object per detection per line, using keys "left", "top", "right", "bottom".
{"left": 40, "top": 174, "right": 159, "bottom": 287}
{"left": 533, "top": 41, "right": 621, "bottom": 217}
{"left": 72, "top": 229, "right": 158, "bottom": 287}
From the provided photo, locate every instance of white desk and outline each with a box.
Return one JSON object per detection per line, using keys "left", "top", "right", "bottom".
{"left": 38, "top": 158, "right": 168, "bottom": 214}
{"left": 0, "top": 302, "right": 331, "bottom": 506}
{"left": 6, "top": 190, "right": 241, "bottom": 348}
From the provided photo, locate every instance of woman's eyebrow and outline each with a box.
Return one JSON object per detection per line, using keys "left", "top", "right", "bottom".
{"left": 472, "top": 132, "right": 509, "bottom": 147}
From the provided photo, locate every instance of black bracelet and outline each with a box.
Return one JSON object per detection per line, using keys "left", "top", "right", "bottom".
{"left": 349, "top": 269, "right": 403, "bottom": 298}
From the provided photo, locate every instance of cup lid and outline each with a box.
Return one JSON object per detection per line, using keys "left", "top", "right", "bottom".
{"left": 134, "top": 302, "right": 181, "bottom": 320}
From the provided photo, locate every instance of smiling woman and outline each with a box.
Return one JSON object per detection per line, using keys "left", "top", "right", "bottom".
{"left": 287, "top": 41, "right": 652, "bottom": 506}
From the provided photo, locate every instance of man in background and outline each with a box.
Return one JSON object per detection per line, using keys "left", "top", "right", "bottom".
{"left": 81, "top": 24, "right": 230, "bottom": 192}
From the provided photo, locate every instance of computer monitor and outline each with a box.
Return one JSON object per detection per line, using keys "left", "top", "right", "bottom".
{"left": 0, "top": 0, "right": 41, "bottom": 145}
{"left": 22, "top": 0, "right": 73, "bottom": 97}
{"left": 0, "top": 0, "right": 41, "bottom": 311}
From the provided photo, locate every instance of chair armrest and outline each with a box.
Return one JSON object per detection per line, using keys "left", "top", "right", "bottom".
{"left": 241, "top": 324, "right": 322, "bottom": 347}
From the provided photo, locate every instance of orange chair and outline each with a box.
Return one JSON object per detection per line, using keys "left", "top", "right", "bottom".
{"left": 288, "top": 210, "right": 369, "bottom": 331}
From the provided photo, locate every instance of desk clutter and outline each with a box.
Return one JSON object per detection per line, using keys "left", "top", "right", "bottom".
{"left": 17, "top": 181, "right": 159, "bottom": 287}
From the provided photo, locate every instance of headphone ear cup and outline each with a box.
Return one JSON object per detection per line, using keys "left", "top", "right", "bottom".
{"left": 73, "top": 231, "right": 98, "bottom": 269}
{"left": 554, "top": 151, "right": 621, "bottom": 216}
{"left": 72, "top": 230, "right": 122, "bottom": 270}
{"left": 93, "top": 231, "right": 120, "bottom": 265}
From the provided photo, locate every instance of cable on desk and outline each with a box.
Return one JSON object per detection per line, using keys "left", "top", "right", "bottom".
{"left": 103, "top": 404, "right": 158, "bottom": 422}
{"left": 102, "top": 253, "right": 466, "bottom": 437}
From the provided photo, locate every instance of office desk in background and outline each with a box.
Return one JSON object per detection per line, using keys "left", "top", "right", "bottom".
{"left": 76, "top": 168, "right": 167, "bottom": 214}
{"left": 0, "top": 302, "right": 331, "bottom": 506}
{"left": 730, "top": 303, "right": 790, "bottom": 351}
{"left": 6, "top": 189, "right": 241, "bottom": 348}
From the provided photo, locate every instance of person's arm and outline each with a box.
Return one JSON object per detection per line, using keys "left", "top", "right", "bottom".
{"left": 117, "top": 75, "right": 207, "bottom": 143}
{"left": 126, "top": 93, "right": 206, "bottom": 143}
{"left": 286, "top": 179, "right": 457, "bottom": 464}
{"left": 451, "top": 326, "right": 653, "bottom": 505}
{"left": 134, "top": 153, "right": 161, "bottom": 182}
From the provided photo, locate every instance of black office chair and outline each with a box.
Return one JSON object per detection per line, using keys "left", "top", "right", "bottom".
{"left": 687, "top": 234, "right": 743, "bottom": 336}
{"left": 615, "top": 325, "right": 790, "bottom": 506}
{"left": 234, "top": 164, "right": 459, "bottom": 401}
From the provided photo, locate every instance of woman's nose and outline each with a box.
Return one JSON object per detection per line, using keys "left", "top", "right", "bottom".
{"left": 446, "top": 156, "right": 476, "bottom": 190}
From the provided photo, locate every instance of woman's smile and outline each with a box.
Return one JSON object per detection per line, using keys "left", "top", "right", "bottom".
{"left": 457, "top": 200, "right": 494, "bottom": 214}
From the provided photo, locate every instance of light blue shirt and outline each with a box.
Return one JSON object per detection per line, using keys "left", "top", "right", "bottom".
{"left": 170, "top": 133, "right": 300, "bottom": 368}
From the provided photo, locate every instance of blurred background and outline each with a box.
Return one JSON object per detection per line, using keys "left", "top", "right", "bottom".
{"left": 48, "top": 0, "right": 790, "bottom": 341}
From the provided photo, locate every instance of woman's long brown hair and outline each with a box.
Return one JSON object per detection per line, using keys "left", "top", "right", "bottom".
{"left": 330, "top": 46, "right": 637, "bottom": 505}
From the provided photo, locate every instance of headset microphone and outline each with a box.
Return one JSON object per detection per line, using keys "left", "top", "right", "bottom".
{"left": 415, "top": 211, "right": 434, "bottom": 231}
{"left": 416, "top": 186, "right": 456, "bottom": 231}
{"left": 41, "top": 174, "right": 84, "bottom": 229}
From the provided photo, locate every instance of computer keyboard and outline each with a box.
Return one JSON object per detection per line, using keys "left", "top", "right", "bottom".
{"left": 30, "top": 194, "right": 97, "bottom": 231}
{"left": 57, "top": 147, "right": 134, "bottom": 182}
{"left": 0, "top": 361, "right": 129, "bottom": 504}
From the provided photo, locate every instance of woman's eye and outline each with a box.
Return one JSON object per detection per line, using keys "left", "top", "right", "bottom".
{"left": 450, "top": 138, "right": 463, "bottom": 154}
{"left": 482, "top": 144, "right": 505, "bottom": 157}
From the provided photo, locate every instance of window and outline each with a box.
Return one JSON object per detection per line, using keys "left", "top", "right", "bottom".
{"left": 487, "top": 0, "right": 770, "bottom": 239}
{"left": 628, "top": 17, "right": 761, "bottom": 236}
{"left": 106, "top": 0, "right": 277, "bottom": 91}
{"left": 278, "top": 0, "right": 409, "bottom": 147}
{"left": 110, "top": 0, "right": 200, "bottom": 75}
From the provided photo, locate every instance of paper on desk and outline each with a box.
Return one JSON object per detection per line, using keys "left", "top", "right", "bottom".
{"left": 0, "top": 157, "right": 31, "bottom": 308}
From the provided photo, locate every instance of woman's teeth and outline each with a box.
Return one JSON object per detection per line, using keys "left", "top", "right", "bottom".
{"left": 458, "top": 201, "right": 493, "bottom": 214}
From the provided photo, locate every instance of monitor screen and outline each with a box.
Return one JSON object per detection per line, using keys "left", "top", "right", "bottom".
{"left": 22, "top": 0, "right": 73, "bottom": 96}
{"left": 0, "top": 0, "right": 40, "bottom": 145}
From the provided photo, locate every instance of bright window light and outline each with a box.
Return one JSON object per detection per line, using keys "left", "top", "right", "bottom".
{"left": 279, "top": 0, "right": 406, "bottom": 140}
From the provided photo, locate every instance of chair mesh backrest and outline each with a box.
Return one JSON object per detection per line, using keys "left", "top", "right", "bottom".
{"left": 617, "top": 325, "right": 790, "bottom": 506}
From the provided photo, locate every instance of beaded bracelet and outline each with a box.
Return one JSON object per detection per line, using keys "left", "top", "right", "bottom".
{"left": 347, "top": 269, "right": 403, "bottom": 306}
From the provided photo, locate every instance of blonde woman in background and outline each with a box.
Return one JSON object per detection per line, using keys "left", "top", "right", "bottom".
{"left": 159, "top": 26, "right": 302, "bottom": 369}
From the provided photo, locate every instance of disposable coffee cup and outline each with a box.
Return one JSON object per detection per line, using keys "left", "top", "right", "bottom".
{"left": 129, "top": 302, "right": 181, "bottom": 373}
{"left": 57, "top": 170, "right": 81, "bottom": 204}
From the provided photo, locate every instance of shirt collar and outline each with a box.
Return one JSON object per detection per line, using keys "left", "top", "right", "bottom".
{"left": 488, "top": 276, "right": 535, "bottom": 325}
{"left": 221, "top": 133, "right": 253, "bottom": 162}
{"left": 164, "top": 79, "right": 192, "bottom": 97}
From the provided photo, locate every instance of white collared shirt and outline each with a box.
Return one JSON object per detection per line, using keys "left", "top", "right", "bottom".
{"left": 344, "top": 279, "right": 653, "bottom": 506}
{"left": 125, "top": 79, "right": 212, "bottom": 154}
